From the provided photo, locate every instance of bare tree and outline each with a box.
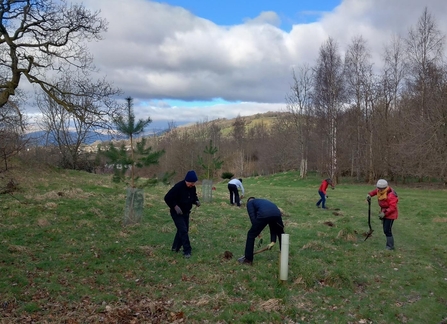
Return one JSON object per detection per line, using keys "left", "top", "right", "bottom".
{"left": 0, "top": 130, "right": 22, "bottom": 171}
{"left": 245, "top": 121, "right": 270, "bottom": 175}
{"left": 379, "top": 34, "right": 408, "bottom": 179}
{"left": 405, "top": 7, "right": 445, "bottom": 120}
{"left": 268, "top": 116, "right": 300, "bottom": 173}
{"left": 313, "top": 37, "right": 346, "bottom": 181}
{"left": 37, "top": 73, "right": 121, "bottom": 170}
{"left": 159, "top": 127, "right": 197, "bottom": 180}
{"left": 206, "top": 121, "right": 222, "bottom": 148}
{"left": 0, "top": 99, "right": 25, "bottom": 131}
{"left": 0, "top": 0, "right": 107, "bottom": 116}
{"left": 343, "top": 36, "right": 373, "bottom": 180}
{"left": 383, "top": 35, "right": 407, "bottom": 117}
{"left": 401, "top": 8, "right": 446, "bottom": 180}
{"left": 231, "top": 115, "right": 246, "bottom": 175}
{"left": 286, "top": 64, "right": 314, "bottom": 178}
{"left": 0, "top": 93, "right": 29, "bottom": 171}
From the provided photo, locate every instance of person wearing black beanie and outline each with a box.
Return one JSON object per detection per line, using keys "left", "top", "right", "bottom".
{"left": 164, "top": 170, "right": 200, "bottom": 258}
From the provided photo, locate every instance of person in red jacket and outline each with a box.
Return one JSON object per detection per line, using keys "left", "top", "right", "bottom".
{"left": 316, "top": 178, "right": 334, "bottom": 209}
{"left": 367, "top": 179, "right": 399, "bottom": 250}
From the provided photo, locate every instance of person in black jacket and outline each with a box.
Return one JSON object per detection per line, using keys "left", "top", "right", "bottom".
{"left": 238, "top": 197, "right": 285, "bottom": 265}
{"left": 164, "top": 170, "right": 200, "bottom": 258}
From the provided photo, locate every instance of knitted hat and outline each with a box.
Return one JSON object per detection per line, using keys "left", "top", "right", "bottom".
{"left": 184, "top": 170, "right": 198, "bottom": 182}
{"left": 376, "top": 179, "right": 388, "bottom": 189}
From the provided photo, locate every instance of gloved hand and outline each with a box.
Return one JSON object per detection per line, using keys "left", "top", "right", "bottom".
{"left": 195, "top": 201, "right": 201, "bottom": 207}
{"left": 267, "top": 242, "right": 275, "bottom": 250}
{"left": 174, "top": 205, "right": 183, "bottom": 215}
{"left": 378, "top": 212, "right": 385, "bottom": 220}
{"left": 331, "top": 186, "right": 335, "bottom": 190}
{"left": 326, "top": 195, "right": 328, "bottom": 198}
{"left": 241, "top": 195, "right": 244, "bottom": 199}
{"left": 366, "top": 194, "right": 371, "bottom": 201}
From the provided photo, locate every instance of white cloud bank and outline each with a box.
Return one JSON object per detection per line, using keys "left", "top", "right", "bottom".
{"left": 27, "top": 0, "right": 447, "bottom": 130}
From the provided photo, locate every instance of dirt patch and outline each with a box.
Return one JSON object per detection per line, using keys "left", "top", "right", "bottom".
{"left": 258, "top": 298, "right": 282, "bottom": 312}
{"left": 1, "top": 297, "right": 179, "bottom": 323}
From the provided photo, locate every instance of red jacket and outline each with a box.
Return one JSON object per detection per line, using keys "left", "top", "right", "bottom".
{"left": 318, "top": 179, "right": 333, "bottom": 194}
{"left": 368, "top": 187, "right": 399, "bottom": 220}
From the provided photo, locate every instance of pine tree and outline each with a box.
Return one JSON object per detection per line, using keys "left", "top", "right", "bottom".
{"left": 100, "top": 97, "right": 165, "bottom": 225}
{"left": 198, "top": 140, "right": 224, "bottom": 179}
{"left": 102, "top": 97, "right": 164, "bottom": 188}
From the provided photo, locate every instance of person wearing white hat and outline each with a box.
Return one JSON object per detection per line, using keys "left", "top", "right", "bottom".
{"left": 366, "top": 179, "right": 399, "bottom": 250}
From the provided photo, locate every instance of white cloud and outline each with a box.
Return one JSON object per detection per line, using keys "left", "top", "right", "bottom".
{"left": 243, "top": 11, "right": 282, "bottom": 27}
{"left": 23, "top": 0, "right": 447, "bottom": 128}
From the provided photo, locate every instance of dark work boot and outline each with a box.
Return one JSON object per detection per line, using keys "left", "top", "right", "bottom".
{"left": 386, "top": 236, "right": 394, "bottom": 250}
{"left": 237, "top": 256, "right": 253, "bottom": 265}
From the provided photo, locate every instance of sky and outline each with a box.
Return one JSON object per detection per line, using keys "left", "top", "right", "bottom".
{"left": 26, "top": 0, "right": 447, "bottom": 133}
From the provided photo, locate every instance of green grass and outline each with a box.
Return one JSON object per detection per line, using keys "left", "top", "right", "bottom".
{"left": 1, "top": 167, "right": 447, "bottom": 323}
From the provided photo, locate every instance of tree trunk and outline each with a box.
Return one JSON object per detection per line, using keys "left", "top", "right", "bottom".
{"left": 300, "top": 158, "right": 307, "bottom": 178}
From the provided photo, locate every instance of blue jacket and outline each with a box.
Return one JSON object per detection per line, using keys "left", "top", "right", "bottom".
{"left": 246, "top": 198, "right": 281, "bottom": 223}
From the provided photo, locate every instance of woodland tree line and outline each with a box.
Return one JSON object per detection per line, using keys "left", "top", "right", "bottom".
{"left": 1, "top": 3, "right": 446, "bottom": 185}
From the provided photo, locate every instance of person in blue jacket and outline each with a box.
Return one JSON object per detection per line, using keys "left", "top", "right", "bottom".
{"left": 164, "top": 170, "right": 200, "bottom": 258}
{"left": 238, "top": 197, "right": 285, "bottom": 265}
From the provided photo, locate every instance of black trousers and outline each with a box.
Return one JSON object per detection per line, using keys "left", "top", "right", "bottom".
{"left": 228, "top": 183, "right": 240, "bottom": 206}
{"left": 170, "top": 210, "right": 191, "bottom": 255}
{"left": 382, "top": 218, "right": 394, "bottom": 237}
{"left": 244, "top": 216, "right": 284, "bottom": 261}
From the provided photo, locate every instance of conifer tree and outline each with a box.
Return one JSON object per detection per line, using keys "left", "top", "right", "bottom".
{"left": 102, "top": 97, "right": 164, "bottom": 188}
{"left": 198, "top": 140, "right": 224, "bottom": 179}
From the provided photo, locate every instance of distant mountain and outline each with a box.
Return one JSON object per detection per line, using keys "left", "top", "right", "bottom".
{"left": 23, "top": 128, "right": 168, "bottom": 146}
{"left": 23, "top": 111, "right": 283, "bottom": 147}
{"left": 24, "top": 131, "right": 128, "bottom": 146}
{"left": 24, "top": 131, "right": 113, "bottom": 146}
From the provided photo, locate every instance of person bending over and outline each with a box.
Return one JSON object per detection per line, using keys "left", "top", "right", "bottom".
{"left": 238, "top": 197, "right": 284, "bottom": 265}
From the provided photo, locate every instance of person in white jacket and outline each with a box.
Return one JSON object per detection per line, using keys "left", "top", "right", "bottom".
{"left": 228, "top": 178, "right": 244, "bottom": 206}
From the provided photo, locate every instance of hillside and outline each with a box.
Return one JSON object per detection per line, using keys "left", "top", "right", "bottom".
{"left": 1, "top": 167, "right": 446, "bottom": 322}
{"left": 177, "top": 111, "right": 286, "bottom": 137}
{"left": 78, "top": 110, "right": 288, "bottom": 151}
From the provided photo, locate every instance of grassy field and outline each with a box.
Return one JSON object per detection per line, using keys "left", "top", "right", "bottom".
{"left": 1, "top": 165, "right": 446, "bottom": 323}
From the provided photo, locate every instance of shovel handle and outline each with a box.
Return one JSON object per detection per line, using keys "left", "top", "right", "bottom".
{"left": 365, "top": 198, "right": 373, "bottom": 241}
{"left": 254, "top": 246, "right": 270, "bottom": 255}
